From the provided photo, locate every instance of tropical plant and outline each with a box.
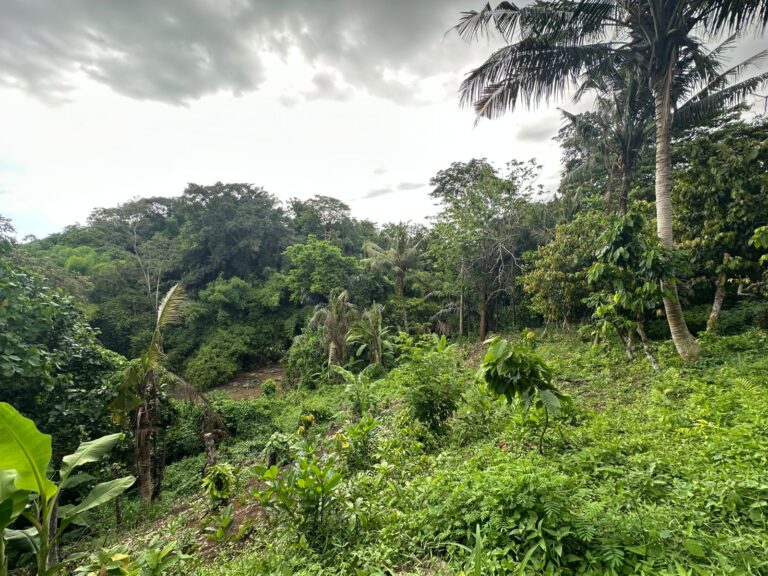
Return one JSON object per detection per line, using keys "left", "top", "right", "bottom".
{"left": 0, "top": 402, "right": 134, "bottom": 576}
{"left": 477, "top": 337, "right": 567, "bottom": 454}
{"left": 309, "top": 290, "right": 358, "bottom": 368}
{"left": 331, "top": 364, "right": 382, "bottom": 419}
{"left": 203, "top": 505, "right": 235, "bottom": 542}
{"left": 346, "top": 303, "right": 394, "bottom": 366}
{"left": 253, "top": 453, "right": 344, "bottom": 550}
{"left": 201, "top": 463, "right": 239, "bottom": 506}
{"left": 586, "top": 211, "right": 680, "bottom": 369}
{"left": 363, "top": 223, "right": 425, "bottom": 299}
{"left": 456, "top": 0, "right": 768, "bottom": 360}
{"left": 110, "top": 284, "right": 191, "bottom": 504}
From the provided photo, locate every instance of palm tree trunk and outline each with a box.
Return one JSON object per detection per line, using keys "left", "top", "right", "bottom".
{"left": 618, "top": 166, "right": 633, "bottom": 215}
{"left": 136, "top": 407, "right": 153, "bottom": 505}
{"left": 653, "top": 77, "right": 701, "bottom": 361}
{"left": 707, "top": 271, "right": 727, "bottom": 332}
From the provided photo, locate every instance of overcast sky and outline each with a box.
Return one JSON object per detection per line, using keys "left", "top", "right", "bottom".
{"left": 0, "top": 1, "right": 765, "bottom": 239}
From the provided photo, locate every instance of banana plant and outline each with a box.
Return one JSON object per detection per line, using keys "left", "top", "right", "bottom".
{"left": 0, "top": 402, "right": 135, "bottom": 575}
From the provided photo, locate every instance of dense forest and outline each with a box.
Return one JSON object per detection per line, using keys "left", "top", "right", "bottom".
{"left": 2, "top": 0, "right": 768, "bottom": 575}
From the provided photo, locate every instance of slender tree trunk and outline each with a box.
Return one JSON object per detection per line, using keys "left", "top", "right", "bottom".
{"left": 478, "top": 301, "right": 487, "bottom": 341}
{"left": 618, "top": 166, "right": 634, "bottom": 215}
{"left": 458, "top": 259, "right": 465, "bottom": 337}
{"left": 707, "top": 272, "right": 727, "bottom": 332}
{"left": 136, "top": 407, "right": 153, "bottom": 505}
{"left": 636, "top": 319, "right": 660, "bottom": 372}
{"left": 653, "top": 76, "right": 701, "bottom": 361}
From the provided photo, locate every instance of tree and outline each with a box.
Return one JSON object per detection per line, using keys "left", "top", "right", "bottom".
{"left": 430, "top": 159, "right": 545, "bottom": 339}
{"left": 346, "top": 303, "right": 393, "bottom": 366}
{"left": 283, "top": 236, "right": 360, "bottom": 304}
{"left": 674, "top": 118, "right": 768, "bottom": 329}
{"left": 522, "top": 211, "right": 605, "bottom": 328}
{"left": 363, "top": 223, "right": 425, "bottom": 299}
{"left": 587, "top": 210, "right": 680, "bottom": 370}
{"left": 455, "top": 0, "right": 768, "bottom": 360}
{"left": 0, "top": 259, "right": 122, "bottom": 458}
{"left": 309, "top": 290, "right": 358, "bottom": 367}
{"left": 179, "top": 183, "right": 289, "bottom": 289}
{"left": 110, "top": 284, "right": 189, "bottom": 504}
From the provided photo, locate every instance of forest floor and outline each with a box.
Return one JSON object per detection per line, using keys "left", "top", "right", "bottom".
{"left": 216, "top": 364, "right": 284, "bottom": 400}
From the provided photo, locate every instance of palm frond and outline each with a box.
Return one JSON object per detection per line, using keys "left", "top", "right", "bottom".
{"left": 673, "top": 70, "right": 768, "bottom": 129}
{"left": 156, "top": 283, "right": 186, "bottom": 330}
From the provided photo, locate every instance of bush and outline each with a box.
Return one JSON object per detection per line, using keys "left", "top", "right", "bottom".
{"left": 185, "top": 326, "right": 254, "bottom": 390}
{"left": 283, "top": 327, "right": 327, "bottom": 388}
{"left": 202, "top": 463, "right": 239, "bottom": 505}
{"left": 401, "top": 349, "right": 467, "bottom": 435}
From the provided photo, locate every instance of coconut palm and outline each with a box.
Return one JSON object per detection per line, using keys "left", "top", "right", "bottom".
{"left": 363, "top": 224, "right": 425, "bottom": 299}
{"left": 310, "top": 290, "right": 358, "bottom": 367}
{"left": 110, "top": 284, "right": 191, "bottom": 504}
{"left": 562, "top": 35, "right": 766, "bottom": 214}
{"left": 456, "top": 0, "right": 768, "bottom": 360}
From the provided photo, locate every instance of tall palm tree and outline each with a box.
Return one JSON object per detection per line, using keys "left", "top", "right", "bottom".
{"left": 310, "top": 290, "right": 357, "bottom": 367}
{"left": 363, "top": 224, "right": 425, "bottom": 299}
{"left": 456, "top": 0, "right": 768, "bottom": 360}
{"left": 110, "top": 284, "right": 188, "bottom": 504}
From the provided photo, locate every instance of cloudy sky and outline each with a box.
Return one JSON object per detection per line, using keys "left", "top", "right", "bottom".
{"left": 0, "top": 1, "right": 765, "bottom": 239}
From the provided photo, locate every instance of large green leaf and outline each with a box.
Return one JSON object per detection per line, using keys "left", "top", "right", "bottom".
{"left": 0, "top": 403, "right": 56, "bottom": 499}
{"left": 0, "top": 470, "right": 29, "bottom": 529}
{"left": 4, "top": 527, "right": 40, "bottom": 552}
{"left": 60, "top": 433, "right": 125, "bottom": 479}
{"left": 60, "top": 476, "right": 135, "bottom": 521}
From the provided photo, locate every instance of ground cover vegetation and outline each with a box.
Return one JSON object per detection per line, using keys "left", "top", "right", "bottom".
{"left": 1, "top": 0, "right": 768, "bottom": 573}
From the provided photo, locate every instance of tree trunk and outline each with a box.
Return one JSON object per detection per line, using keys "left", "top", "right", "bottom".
{"left": 136, "top": 407, "right": 153, "bottom": 505}
{"left": 618, "top": 166, "right": 634, "bottom": 215}
{"left": 707, "top": 272, "right": 727, "bottom": 332}
{"left": 636, "top": 320, "right": 660, "bottom": 372}
{"left": 458, "top": 288, "right": 464, "bottom": 337}
{"left": 653, "top": 76, "right": 701, "bottom": 361}
{"left": 478, "top": 301, "right": 487, "bottom": 341}
{"left": 151, "top": 432, "right": 166, "bottom": 501}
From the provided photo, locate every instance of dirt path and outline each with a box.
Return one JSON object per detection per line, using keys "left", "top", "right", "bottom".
{"left": 215, "top": 364, "right": 284, "bottom": 400}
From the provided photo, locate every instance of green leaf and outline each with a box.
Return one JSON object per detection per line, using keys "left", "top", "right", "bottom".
{"left": 0, "top": 402, "right": 57, "bottom": 499}
{"left": 4, "top": 527, "right": 40, "bottom": 552}
{"left": 60, "top": 476, "right": 135, "bottom": 520}
{"left": 0, "top": 470, "right": 29, "bottom": 529}
{"left": 60, "top": 433, "right": 125, "bottom": 479}
{"left": 539, "top": 389, "right": 562, "bottom": 417}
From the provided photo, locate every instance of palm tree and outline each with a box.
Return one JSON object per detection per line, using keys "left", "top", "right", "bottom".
{"left": 363, "top": 224, "right": 425, "bottom": 299}
{"left": 110, "top": 284, "right": 189, "bottom": 504}
{"left": 310, "top": 290, "right": 357, "bottom": 367}
{"left": 456, "top": 0, "right": 768, "bottom": 360}
{"left": 346, "top": 303, "right": 393, "bottom": 366}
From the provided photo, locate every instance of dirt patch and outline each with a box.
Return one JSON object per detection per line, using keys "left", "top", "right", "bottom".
{"left": 216, "top": 364, "right": 284, "bottom": 400}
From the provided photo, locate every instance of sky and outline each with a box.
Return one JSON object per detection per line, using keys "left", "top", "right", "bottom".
{"left": 0, "top": 1, "right": 765, "bottom": 239}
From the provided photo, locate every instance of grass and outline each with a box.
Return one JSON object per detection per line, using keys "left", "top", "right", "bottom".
{"left": 71, "top": 327, "right": 768, "bottom": 576}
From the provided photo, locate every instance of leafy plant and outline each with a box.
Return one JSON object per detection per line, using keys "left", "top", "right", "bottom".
{"left": 253, "top": 452, "right": 344, "bottom": 550}
{"left": 204, "top": 505, "right": 235, "bottom": 542}
{"left": 0, "top": 402, "right": 134, "bottom": 576}
{"left": 201, "top": 463, "right": 239, "bottom": 506}
{"left": 72, "top": 545, "right": 138, "bottom": 576}
{"left": 136, "top": 536, "right": 189, "bottom": 576}
{"left": 477, "top": 337, "right": 567, "bottom": 454}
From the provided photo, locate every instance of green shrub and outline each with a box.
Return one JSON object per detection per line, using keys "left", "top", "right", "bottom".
{"left": 261, "top": 378, "right": 277, "bottom": 397}
{"left": 202, "top": 463, "right": 239, "bottom": 505}
{"left": 401, "top": 349, "right": 466, "bottom": 435}
{"left": 283, "top": 327, "right": 328, "bottom": 388}
{"left": 185, "top": 326, "right": 254, "bottom": 390}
